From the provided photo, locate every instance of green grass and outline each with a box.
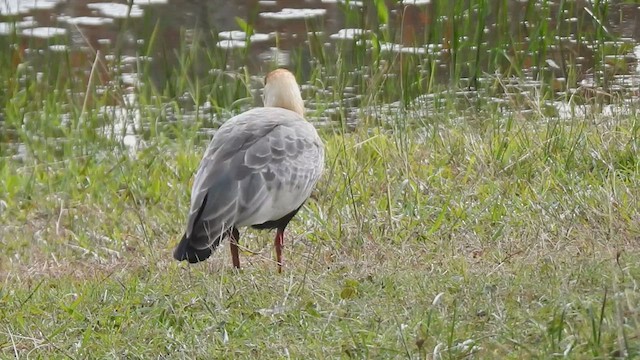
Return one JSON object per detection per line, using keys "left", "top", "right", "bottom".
{"left": 2, "top": 109, "right": 639, "bottom": 358}
{"left": 2, "top": 0, "right": 640, "bottom": 358}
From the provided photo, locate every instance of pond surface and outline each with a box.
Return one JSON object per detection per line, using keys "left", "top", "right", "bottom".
{"left": 1, "top": 0, "right": 640, "bottom": 154}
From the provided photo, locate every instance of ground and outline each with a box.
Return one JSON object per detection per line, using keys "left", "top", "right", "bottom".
{"left": 2, "top": 111, "right": 639, "bottom": 358}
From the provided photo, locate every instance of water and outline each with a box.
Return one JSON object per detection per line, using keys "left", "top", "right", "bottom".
{"left": 1, "top": 0, "right": 640, "bottom": 154}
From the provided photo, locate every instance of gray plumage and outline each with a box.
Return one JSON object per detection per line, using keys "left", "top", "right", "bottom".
{"left": 173, "top": 106, "right": 324, "bottom": 266}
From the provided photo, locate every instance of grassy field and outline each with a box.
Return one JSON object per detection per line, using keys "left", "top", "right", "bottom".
{"left": 2, "top": 1, "right": 640, "bottom": 358}
{"left": 2, "top": 100, "right": 639, "bottom": 358}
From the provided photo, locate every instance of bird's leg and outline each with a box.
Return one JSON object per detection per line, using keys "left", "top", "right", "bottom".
{"left": 274, "top": 229, "right": 284, "bottom": 273}
{"left": 229, "top": 227, "right": 240, "bottom": 269}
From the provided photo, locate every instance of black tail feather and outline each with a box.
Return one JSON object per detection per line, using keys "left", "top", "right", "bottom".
{"left": 173, "top": 234, "right": 213, "bottom": 263}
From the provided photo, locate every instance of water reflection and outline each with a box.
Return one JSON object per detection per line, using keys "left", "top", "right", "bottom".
{"left": 1, "top": 0, "right": 640, "bottom": 148}
{"left": 3, "top": 1, "right": 640, "bottom": 82}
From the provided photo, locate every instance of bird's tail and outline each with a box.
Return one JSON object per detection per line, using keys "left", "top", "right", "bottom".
{"left": 173, "top": 233, "right": 215, "bottom": 263}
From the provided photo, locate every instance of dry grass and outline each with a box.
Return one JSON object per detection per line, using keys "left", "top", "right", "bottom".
{"left": 2, "top": 108, "right": 639, "bottom": 357}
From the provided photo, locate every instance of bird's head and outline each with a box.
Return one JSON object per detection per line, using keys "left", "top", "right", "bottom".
{"left": 263, "top": 69, "right": 304, "bottom": 117}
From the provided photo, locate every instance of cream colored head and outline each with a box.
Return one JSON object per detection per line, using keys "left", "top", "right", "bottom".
{"left": 263, "top": 69, "right": 304, "bottom": 116}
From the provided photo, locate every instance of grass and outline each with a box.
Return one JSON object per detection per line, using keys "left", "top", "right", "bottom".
{"left": 2, "top": 0, "right": 640, "bottom": 358}
{"left": 2, "top": 107, "right": 639, "bottom": 358}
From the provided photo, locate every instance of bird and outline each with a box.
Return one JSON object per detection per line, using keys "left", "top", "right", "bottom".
{"left": 173, "top": 68, "right": 324, "bottom": 272}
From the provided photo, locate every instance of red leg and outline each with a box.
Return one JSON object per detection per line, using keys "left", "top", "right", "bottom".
{"left": 274, "top": 229, "right": 284, "bottom": 273}
{"left": 229, "top": 228, "right": 240, "bottom": 269}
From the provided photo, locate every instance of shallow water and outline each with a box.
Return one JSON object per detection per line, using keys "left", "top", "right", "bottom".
{"left": 1, "top": 0, "right": 640, "bottom": 154}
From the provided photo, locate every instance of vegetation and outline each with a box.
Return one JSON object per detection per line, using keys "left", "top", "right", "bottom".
{"left": 1, "top": 0, "right": 639, "bottom": 358}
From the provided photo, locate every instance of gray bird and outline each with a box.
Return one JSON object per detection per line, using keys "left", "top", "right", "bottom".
{"left": 173, "top": 69, "right": 324, "bottom": 272}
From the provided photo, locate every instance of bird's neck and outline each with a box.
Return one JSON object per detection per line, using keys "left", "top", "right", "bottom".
{"left": 264, "top": 85, "right": 305, "bottom": 116}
